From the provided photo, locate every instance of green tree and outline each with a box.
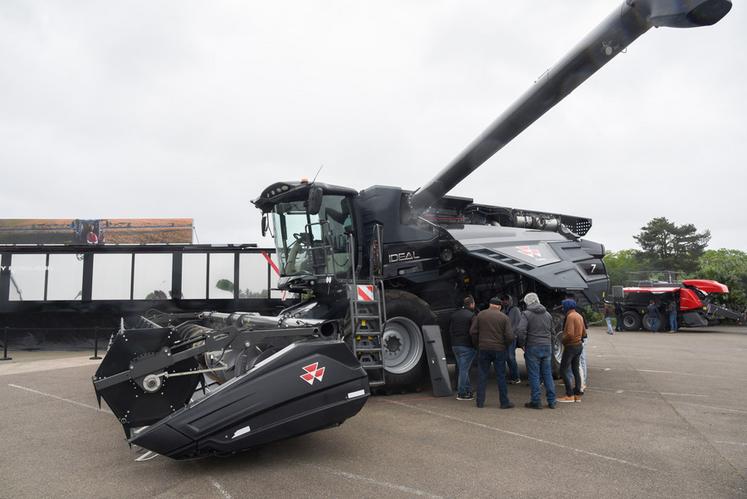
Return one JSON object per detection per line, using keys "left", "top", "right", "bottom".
{"left": 215, "top": 279, "right": 234, "bottom": 293}
{"left": 240, "top": 289, "right": 269, "bottom": 298}
{"left": 633, "top": 217, "right": 710, "bottom": 273}
{"left": 145, "top": 290, "right": 168, "bottom": 300}
{"left": 698, "top": 249, "right": 747, "bottom": 310}
{"left": 603, "top": 249, "right": 644, "bottom": 286}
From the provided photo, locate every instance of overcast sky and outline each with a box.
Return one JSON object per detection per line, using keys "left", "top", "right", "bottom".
{"left": 1, "top": 1, "right": 744, "bottom": 253}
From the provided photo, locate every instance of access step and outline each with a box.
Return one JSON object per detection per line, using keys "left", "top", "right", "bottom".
{"left": 354, "top": 314, "right": 381, "bottom": 320}
{"left": 361, "top": 364, "right": 384, "bottom": 369}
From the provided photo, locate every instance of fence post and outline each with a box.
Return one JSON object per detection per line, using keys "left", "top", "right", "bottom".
{"left": 1, "top": 326, "right": 11, "bottom": 361}
{"left": 89, "top": 326, "right": 101, "bottom": 360}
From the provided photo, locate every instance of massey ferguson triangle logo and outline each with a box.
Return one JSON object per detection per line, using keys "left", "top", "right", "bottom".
{"left": 516, "top": 245, "right": 546, "bottom": 261}
{"left": 299, "top": 362, "right": 326, "bottom": 385}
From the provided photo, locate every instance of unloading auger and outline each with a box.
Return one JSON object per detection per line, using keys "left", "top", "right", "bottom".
{"left": 93, "top": 311, "right": 369, "bottom": 459}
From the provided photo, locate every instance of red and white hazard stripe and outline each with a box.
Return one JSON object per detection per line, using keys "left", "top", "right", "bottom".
{"left": 261, "top": 250, "right": 287, "bottom": 301}
{"left": 357, "top": 285, "right": 375, "bottom": 302}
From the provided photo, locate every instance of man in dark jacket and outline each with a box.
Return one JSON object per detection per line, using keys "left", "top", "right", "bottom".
{"left": 667, "top": 300, "right": 678, "bottom": 332}
{"left": 516, "top": 292, "right": 557, "bottom": 409}
{"left": 469, "top": 297, "right": 515, "bottom": 409}
{"left": 647, "top": 300, "right": 660, "bottom": 332}
{"left": 614, "top": 301, "right": 624, "bottom": 332}
{"left": 501, "top": 294, "right": 522, "bottom": 384}
{"left": 449, "top": 296, "right": 477, "bottom": 400}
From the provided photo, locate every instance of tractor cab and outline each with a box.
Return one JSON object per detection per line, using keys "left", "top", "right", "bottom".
{"left": 254, "top": 181, "right": 358, "bottom": 292}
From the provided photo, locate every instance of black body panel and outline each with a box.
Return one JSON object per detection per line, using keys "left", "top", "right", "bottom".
{"left": 129, "top": 340, "right": 369, "bottom": 459}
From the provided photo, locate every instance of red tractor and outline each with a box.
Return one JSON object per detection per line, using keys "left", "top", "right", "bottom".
{"left": 614, "top": 279, "right": 746, "bottom": 331}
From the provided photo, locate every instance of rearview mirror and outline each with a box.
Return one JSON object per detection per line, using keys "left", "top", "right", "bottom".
{"left": 307, "top": 186, "right": 323, "bottom": 215}
{"left": 261, "top": 214, "right": 268, "bottom": 237}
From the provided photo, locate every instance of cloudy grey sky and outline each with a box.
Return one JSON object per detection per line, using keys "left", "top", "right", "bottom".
{"left": 1, "top": 1, "right": 744, "bottom": 252}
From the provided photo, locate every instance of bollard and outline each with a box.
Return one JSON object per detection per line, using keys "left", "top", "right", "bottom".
{"left": 1, "top": 327, "right": 12, "bottom": 361}
{"left": 90, "top": 326, "right": 102, "bottom": 360}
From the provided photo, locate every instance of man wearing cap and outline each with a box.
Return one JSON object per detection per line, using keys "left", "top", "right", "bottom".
{"left": 500, "top": 294, "right": 522, "bottom": 385}
{"left": 516, "top": 292, "right": 556, "bottom": 409}
{"left": 469, "top": 297, "right": 515, "bottom": 409}
{"left": 558, "top": 299, "right": 585, "bottom": 403}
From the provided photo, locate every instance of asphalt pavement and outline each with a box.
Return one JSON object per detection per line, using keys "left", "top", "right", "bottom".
{"left": 1, "top": 326, "right": 745, "bottom": 498}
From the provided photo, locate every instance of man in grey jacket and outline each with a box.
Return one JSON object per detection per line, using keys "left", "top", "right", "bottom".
{"left": 516, "top": 292, "right": 557, "bottom": 409}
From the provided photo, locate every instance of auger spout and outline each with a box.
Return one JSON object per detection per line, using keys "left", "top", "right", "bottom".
{"left": 408, "top": 0, "right": 731, "bottom": 216}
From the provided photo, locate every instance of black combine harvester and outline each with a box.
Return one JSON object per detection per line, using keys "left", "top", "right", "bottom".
{"left": 94, "top": 0, "right": 732, "bottom": 459}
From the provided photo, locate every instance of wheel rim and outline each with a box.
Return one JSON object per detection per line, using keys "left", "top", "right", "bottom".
{"left": 552, "top": 333, "right": 564, "bottom": 365}
{"left": 382, "top": 316, "right": 424, "bottom": 375}
{"left": 623, "top": 315, "right": 636, "bottom": 329}
{"left": 551, "top": 313, "right": 564, "bottom": 365}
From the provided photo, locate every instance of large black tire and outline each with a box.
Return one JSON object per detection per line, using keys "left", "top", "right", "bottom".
{"left": 622, "top": 311, "right": 642, "bottom": 331}
{"left": 550, "top": 312, "right": 564, "bottom": 379}
{"left": 642, "top": 313, "right": 662, "bottom": 332}
{"left": 382, "top": 290, "right": 436, "bottom": 389}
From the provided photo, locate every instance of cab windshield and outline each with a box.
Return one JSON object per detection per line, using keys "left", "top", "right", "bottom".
{"left": 271, "top": 195, "right": 353, "bottom": 278}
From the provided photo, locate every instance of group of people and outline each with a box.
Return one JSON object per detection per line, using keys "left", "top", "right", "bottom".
{"left": 605, "top": 302, "right": 623, "bottom": 334}
{"left": 449, "top": 293, "right": 587, "bottom": 409}
{"left": 647, "top": 299, "right": 679, "bottom": 332}
{"left": 603, "top": 299, "right": 678, "bottom": 333}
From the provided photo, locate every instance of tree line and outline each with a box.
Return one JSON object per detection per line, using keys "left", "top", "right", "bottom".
{"left": 604, "top": 217, "right": 747, "bottom": 310}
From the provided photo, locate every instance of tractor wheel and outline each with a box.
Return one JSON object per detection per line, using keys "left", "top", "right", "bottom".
{"left": 642, "top": 313, "right": 661, "bottom": 332}
{"left": 382, "top": 290, "right": 436, "bottom": 389}
{"left": 550, "top": 312, "right": 564, "bottom": 378}
{"left": 622, "top": 311, "right": 642, "bottom": 331}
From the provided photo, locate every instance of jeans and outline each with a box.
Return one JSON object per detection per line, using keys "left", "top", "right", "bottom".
{"left": 579, "top": 338, "right": 588, "bottom": 387}
{"left": 452, "top": 345, "right": 476, "bottom": 395}
{"left": 669, "top": 312, "right": 678, "bottom": 332}
{"left": 524, "top": 345, "right": 556, "bottom": 405}
{"left": 476, "top": 349, "right": 510, "bottom": 407}
{"left": 615, "top": 314, "right": 624, "bottom": 331}
{"left": 650, "top": 317, "right": 660, "bottom": 332}
{"left": 560, "top": 343, "right": 583, "bottom": 396}
{"left": 506, "top": 338, "right": 519, "bottom": 381}
{"left": 605, "top": 317, "right": 614, "bottom": 334}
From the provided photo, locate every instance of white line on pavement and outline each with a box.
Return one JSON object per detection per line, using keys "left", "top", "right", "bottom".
{"left": 636, "top": 369, "right": 744, "bottom": 381}
{"left": 383, "top": 399, "right": 658, "bottom": 472}
{"left": 714, "top": 441, "right": 747, "bottom": 447}
{"left": 0, "top": 356, "right": 100, "bottom": 376}
{"left": 8, "top": 383, "right": 113, "bottom": 415}
{"left": 307, "top": 464, "right": 442, "bottom": 498}
{"left": 587, "top": 387, "right": 708, "bottom": 398}
{"left": 208, "top": 477, "right": 233, "bottom": 499}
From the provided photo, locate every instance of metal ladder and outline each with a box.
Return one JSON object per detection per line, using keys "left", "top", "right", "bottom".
{"left": 349, "top": 279, "right": 387, "bottom": 387}
{"left": 348, "top": 226, "right": 387, "bottom": 387}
